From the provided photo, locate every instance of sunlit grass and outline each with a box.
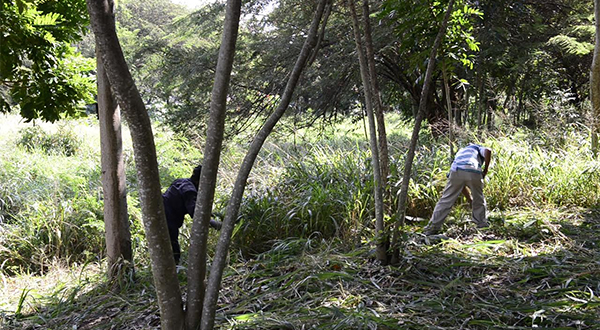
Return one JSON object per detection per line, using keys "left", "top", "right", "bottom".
{"left": 1, "top": 112, "right": 599, "bottom": 329}
{"left": 0, "top": 261, "right": 101, "bottom": 315}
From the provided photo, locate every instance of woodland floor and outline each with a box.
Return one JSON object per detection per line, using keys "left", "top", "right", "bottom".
{"left": 1, "top": 208, "right": 600, "bottom": 330}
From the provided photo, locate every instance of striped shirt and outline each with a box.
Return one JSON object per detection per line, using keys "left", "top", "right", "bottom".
{"left": 450, "top": 144, "right": 490, "bottom": 173}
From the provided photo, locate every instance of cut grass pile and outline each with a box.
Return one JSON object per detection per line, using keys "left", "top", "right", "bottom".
{"left": 2, "top": 208, "right": 599, "bottom": 329}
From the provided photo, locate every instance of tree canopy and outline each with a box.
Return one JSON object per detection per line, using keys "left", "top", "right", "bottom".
{"left": 0, "top": 0, "right": 95, "bottom": 122}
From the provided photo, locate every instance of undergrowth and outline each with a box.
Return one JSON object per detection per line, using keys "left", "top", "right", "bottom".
{"left": 2, "top": 208, "right": 598, "bottom": 329}
{"left": 1, "top": 113, "right": 599, "bottom": 329}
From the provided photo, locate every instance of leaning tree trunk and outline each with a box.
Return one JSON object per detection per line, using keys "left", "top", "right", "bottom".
{"left": 97, "top": 47, "right": 132, "bottom": 285}
{"left": 199, "top": 1, "right": 330, "bottom": 329}
{"left": 391, "top": 0, "right": 455, "bottom": 265}
{"left": 591, "top": 0, "right": 600, "bottom": 157}
{"left": 185, "top": 0, "right": 242, "bottom": 329}
{"left": 87, "top": 1, "right": 184, "bottom": 328}
{"left": 348, "top": 0, "right": 386, "bottom": 263}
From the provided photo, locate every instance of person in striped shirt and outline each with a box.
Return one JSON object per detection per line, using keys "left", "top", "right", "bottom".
{"left": 424, "top": 143, "right": 492, "bottom": 235}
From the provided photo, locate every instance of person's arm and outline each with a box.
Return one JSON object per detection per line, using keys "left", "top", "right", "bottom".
{"left": 482, "top": 148, "right": 492, "bottom": 179}
{"left": 184, "top": 186, "right": 222, "bottom": 230}
{"left": 184, "top": 190, "right": 197, "bottom": 218}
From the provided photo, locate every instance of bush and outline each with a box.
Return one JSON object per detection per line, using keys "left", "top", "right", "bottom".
{"left": 17, "top": 126, "right": 81, "bottom": 156}
{"left": 485, "top": 129, "right": 600, "bottom": 209}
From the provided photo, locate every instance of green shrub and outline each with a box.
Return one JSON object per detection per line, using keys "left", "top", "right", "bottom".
{"left": 485, "top": 131, "right": 600, "bottom": 209}
{"left": 17, "top": 126, "right": 81, "bottom": 156}
{"left": 1, "top": 123, "right": 105, "bottom": 275}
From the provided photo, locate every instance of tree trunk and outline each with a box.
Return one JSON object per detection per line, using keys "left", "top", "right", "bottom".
{"left": 308, "top": 1, "right": 332, "bottom": 67}
{"left": 477, "top": 69, "right": 484, "bottom": 128}
{"left": 96, "top": 48, "right": 133, "bottom": 285}
{"left": 348, "top": 0, "right": 386, "bottom": 263}
{"left": 390, "top": 0, "right": 455, "bottom": 265}
{"left": 362, "top": 0, "right": 391, "bottom": 211}
{"left": 591, "top": 0, "right": 600, "bottom": 157}
{"left": 185, "top": 0, "right": 242, "bottom": 329}
{"left": 200, "top": 1, "right": 329, "bottom": 329}
{"left": 86, "top": 1, "right": 184, "bottom": 329}
{"left": 442, "top": 65, "right": 454, "bottom": 159}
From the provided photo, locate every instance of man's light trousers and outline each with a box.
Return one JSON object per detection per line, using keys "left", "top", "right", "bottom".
{"left": 427, "top": 170, "right": 488, "bottom": 231}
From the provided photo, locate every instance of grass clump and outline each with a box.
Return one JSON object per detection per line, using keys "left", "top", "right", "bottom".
{"left": 234, "top": 144, "right": 373, "bottom": 256}
{"left": 486, "top": 132, "right": 600, "bottom": 209}
{"left": 17, "top": 125, "right": 82, "bottom": 156}
{"left": 0, "top": 194, "right": 105, "bottom": 275}
{"left": 0, "top": 117, "right": 106, "bottom": 275}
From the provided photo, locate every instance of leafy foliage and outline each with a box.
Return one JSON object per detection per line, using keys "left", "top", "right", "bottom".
{"left": 0, "top": 0, "right": 96, "bottom": 122}
{"left": 474, "top": 0, "right": 593, "bottom": 123}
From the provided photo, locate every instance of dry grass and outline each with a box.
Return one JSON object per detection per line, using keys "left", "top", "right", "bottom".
{"left": 2, "top": 208, "right": 599, "bottom": 330}
{"left": 216, "top": 208, "right": 600, "bottom": 329}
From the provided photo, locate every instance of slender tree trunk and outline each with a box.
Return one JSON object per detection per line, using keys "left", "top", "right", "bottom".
{"left": 442, "top": 65, "right": 454, "bottom": 159}
{"left": 86, "top": 1, "right": 184, "bottom": 329}
{"left": 390, "top": 0, "right": 455, "bottom": 265}
{"left": 516, "top": 86, "right": 524, "bottom": 125}
{"left": 308, "top": 0, "right": 332, "bottom": 67}
{"left": 591, "top": 0, "right": 600, "bottom": 157}
{"left": 348, "top": 0, "right": 386, "bottom": 264}
{"left": 477, "top": 70, "right": 484, "bottom": 128}
{"left": 487, "top": 100, "right": 494, "bottom": 130}
{"left": 97, "top": 48, "right": 132, "bottom": 285}
{"left": 185, "top": 0, "right": 242, "bottom": 329}
{"left": 199, "top": 1, "right": 329, "bottom": 329}
{"left": 457, "top": 88, "right": 464, "bottom": 127}
{"left": 362, "top": 0, "right": 391, "bottom": 210}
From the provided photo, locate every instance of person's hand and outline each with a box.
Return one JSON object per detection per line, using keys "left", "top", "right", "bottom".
{"left": 482, "top": 168, "right": 488, "bottom": 179}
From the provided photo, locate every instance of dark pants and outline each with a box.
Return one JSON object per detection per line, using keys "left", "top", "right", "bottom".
{"left": 166, "top": 218, "right": 221, "bottom": 263}
{"left": 167, "top": 222, "right": 181, "bottom": 263}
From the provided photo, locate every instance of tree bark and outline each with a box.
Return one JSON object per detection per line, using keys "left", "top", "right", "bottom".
{"left": 185, "top": 0, "right": 242, "bottom": 329}
{"left": 591, "top": 0, "right": 600, "bottom": 157}
{"left": 97, "top": 48, "right": 133, "bottom": 285}
{"left": 86, "top": 1, "right": 184, "bottom": 328}
{"left": 200, "top": 1, "right": 329, "bottom": 329}
{"left": 442, "top": 65, "right": 454, "bottom": 159}
{"left": 391, "top": 0, "right": 455, "bottom": 265}
{"left": 362, "top": 0, "right": 391, "bottom": 211}
{"left": 348, "top": 0, "right": 386, "bottom": 263}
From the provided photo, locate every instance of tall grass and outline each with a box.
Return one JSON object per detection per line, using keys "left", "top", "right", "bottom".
{"left": 1, "top": 112, "right": 598, "bottom": 272}
{"left": 0, "top": 117, "right": 106, "bottom": 274}
{"left": 234, "top": 144, "right": 373, "bottom": 256}
{"left": 0, "top": 115, "right": 218, "bottom": 274}
{"left": 234, "top": 117, "right": 599, "bottom": 256}
{"left": 486, "top": 127, "right": 599, "bottom": 209}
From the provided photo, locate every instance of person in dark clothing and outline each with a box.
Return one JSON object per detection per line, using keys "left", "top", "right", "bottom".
{"left": 163, "top": 165, "right": 221, "bottom": 263}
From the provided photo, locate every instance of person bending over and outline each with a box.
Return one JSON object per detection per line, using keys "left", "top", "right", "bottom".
{"left": 163, "top": 165, "right": 221, "bottom": 263}
{"left": 424, "top": 143, "right": 492, "bottom": 235}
